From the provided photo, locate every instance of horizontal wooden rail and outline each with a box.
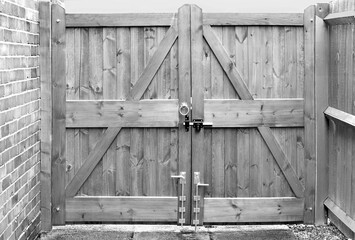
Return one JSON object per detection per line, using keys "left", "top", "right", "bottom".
{"left": 324, "top": 198, "right": 355, "bottom": 234}
{"left": 66, "top": 197, "right": 177, "bottom": 222}
{"left": 66, "top": 13, "right": 177, "bottom": 27}
{"left": 324, "top": 107, "right": 355, "bottom": 127}
{"left": 66, "top": 100, "right": 179, "bottom": 128}
{"left": 203, "top": 13, "right": 304, "bottom": 26}
{"left": 324, "top": 11, "right": 355, "bottom": 25}
{"left": 205, "top": 99, "right": 304, "bottom": 127}
{"left": 204, "top": 197, "right": 304, "bottom": 222}
{"left": 66, "top": 13, "right": 304, "bottom": 27}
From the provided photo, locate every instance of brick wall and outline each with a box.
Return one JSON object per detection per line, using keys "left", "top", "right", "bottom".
{"left": 0, "top": 0, "right": 41, "bottom": 239}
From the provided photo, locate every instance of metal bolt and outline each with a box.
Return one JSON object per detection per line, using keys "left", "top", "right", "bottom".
{"left": 56, "top": 19, "right": 61, "bottom": 23}
{"left": 56, "top": 207, "right": 60, "bottom": 212}
{"left": 310, "top": 19, "right": 314, "bottom": 22}
{"left": 308, "top": 207, "right": 313, "bottom": 211}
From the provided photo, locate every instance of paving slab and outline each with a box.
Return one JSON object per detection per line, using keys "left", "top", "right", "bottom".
{"left": 40, "top": 224, "right": 297, "bottom": 240}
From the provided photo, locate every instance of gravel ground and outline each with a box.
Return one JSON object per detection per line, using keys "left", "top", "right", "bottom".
{"left": 289, "top": 224, "right": 349, "bottom": 240}
{"left": 38, "top": 224, "right": 351, "bottom": 240}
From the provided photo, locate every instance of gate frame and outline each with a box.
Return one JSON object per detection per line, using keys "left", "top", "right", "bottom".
{"left": 39, "top": 2, "right": 332, "bottom": 231}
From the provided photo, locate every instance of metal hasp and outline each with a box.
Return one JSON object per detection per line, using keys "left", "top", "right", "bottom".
{"left": 171, "top": 172, "right": 186, "bottom": 226}
{"left": 182, "top": 118, "right": 213, "bottom": 132}
{"left": 193, "top": 172, "right": 209, "bottom": 231}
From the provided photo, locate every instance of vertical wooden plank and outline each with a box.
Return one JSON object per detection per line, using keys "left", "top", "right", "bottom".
{"left": 143, "top": 26, "right": 158, "bottom": 196}
{"left": 222, "top": 27, "right": 238, "bottom": 198}
{"left": 156, "top": 27, "right": 175, "bottom": 196}
{"left": 344, "top": 24, "right": 353, "bottom": 216}
{"left": 103, "top": 27, "right": 117, "bottom": 196}
{"left": 261, "top": 27, "right": 274, "bottom": 197}
{"left": 248, "top": 27, "right": 262, "bottom": 197}
{"left": 116, "top": 27, "right": 131, "bottom": 196}
{"left": 78, "top": 28, "right": 89, "bottom": 196}
{"left": 39, "top": 1, "right": 52, "bottom": 231}
{"left": 235, "top": 27, "right": 249, "bottom": 197}
{"left": 314, "top": 11, "right": 330, "bottom": 224}
{"left": 304, "top": 5, "right": 316, "bottom": 224}
{"left": 178, "top": 4, "right": 192, "bottom": 224}
{"left": 191, "top": 4, "right": 205, "bottom": 225}
{"left": 130, "top": 27, "right": 144, "bottom": 196}
{"left": 84, "top": 28, "right": 104, "bottom": 196}
{"left": 65, "top": 29, "right": 75, "bottom": 187}
{"left": 203, "top": 36, "right": 212, "bottom": 198}
{"left": 210, "top": 27, "right": 225, "bottom": 198}
{"left": 51, "top": 3, "right": 66, "bottom": 225}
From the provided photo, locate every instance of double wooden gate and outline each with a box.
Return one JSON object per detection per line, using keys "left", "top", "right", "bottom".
{"left": 47, "top": 4, "right": 312, "bottom": 225}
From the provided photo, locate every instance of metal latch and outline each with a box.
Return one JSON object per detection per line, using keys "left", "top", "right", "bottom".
{"left": 171, "top": 172, "right": 186, "bottom": 226}
{"left": 193, "top": 172, "right": 209, "bottom": 231}
{"left": 182, "top": 118, "right": 213, "bottom": 132}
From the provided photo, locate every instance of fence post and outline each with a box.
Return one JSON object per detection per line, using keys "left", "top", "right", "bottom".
{"left": 315, "top": 3, "right": 330, "bottom": 225}
{"left": 304, "top": 4, "right": 317, "bottom": 224}
{"left": 51, "top": 2, "right": 66, "bottom": 225}
{"left": 39, "top": 0, "right": 53, "bottom": 232}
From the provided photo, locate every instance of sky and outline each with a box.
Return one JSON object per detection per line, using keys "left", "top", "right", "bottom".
{"left": 65, "top": 0, "right": 323, "bottom": 13}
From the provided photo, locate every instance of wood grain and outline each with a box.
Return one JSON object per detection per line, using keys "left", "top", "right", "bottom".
{"left": 324, "top": 11, "right": 355, "bottom": 25}
{"left": 130, "top": 27, "right": 178, "bottom": 100}
{"left": 66, "top": 100, "right": 179, "bottom": 128}
{"left": 66, "top": 13, "right": 177, "bottom": 27}
{"left": 51, "top": 3, "right": 66, "bottom": 225}
{"left": 39, "top": 1, "right": 52, "bottom": 231}
{"left": 66, "top": 128, "right": 121, "bottom": 197}
{"left": 204, "top": 197, "right": 304, "bottom": 222}
{"left": 203, "top": 13, "right": 304, "bottom": 26}
{"left": 204, "top": 99, "right": 304, "bottom": 127}
{"left": 66, "top": 197, "right": 177, "bottom": 222}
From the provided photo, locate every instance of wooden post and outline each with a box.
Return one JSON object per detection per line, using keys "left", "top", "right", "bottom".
{"left": 190, "top": 4, "right": 205, "bottom": 226}
{"left": 178, "top": 4, "right": 192, "bottom": 225}
{"left": 51, "top": 3, "right": 66, "bottom": 225}
{"left": 39, "top": 0, "right": 52, "bottom": 232}
{"left": 304, "top": 5, "right": 316, "bottom": 224}
{"left": 315, "top": 3, "right": 330, "bottom": 225}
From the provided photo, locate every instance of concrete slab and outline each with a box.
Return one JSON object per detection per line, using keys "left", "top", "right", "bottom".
{"left": 40, "top": 224, "right": 297, "bottom": 240}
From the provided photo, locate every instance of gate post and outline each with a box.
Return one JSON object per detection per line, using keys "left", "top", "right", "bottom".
{"left": 39, "top": 0, "right": 52, "bottom": 232}
{"left": 51, "top": 2, "right": 66, "bottom": 225}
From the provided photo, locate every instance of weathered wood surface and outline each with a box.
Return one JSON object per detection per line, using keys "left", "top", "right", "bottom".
{"left": 327, "top": 0, "right": 355, "bottom": 229}
{"left": 204, "top": 99, "right": 304, "bottom": 127}
{"left": 130, "top": 27, "right": 178, "bottom": 100}
{"left": 66, "top": 197, "right": 178, "bottom": 222}
{"left": 203, "top": 13, "right": 304, "bottom": 26}
{"left": 66, "top": 128, "right": 121, "bottom": 197}
{"left": 325, "top": 107, "right": 355, "bottom": 127}
{"left": 52, "top": 3, "right": 66, "bottom": 225}
{"left": 39, "top": 1, "right": 52, "bottom": 231}
{"left": 203, "top": 25, "right": 305, "bottom": 198}
{"left": 314, "top": 13, "right": 330, "bottom": 225}
{"left": 66, "top": 100, "right": 179, "bottom": 128}
{"left": 177, "top": 4, "right": 192, "bottom": 224}
{"left": 303, "top": 5, "right": 316, "bottom": 224}
{"left": 66, "top": 13, "right": 304, "bottom": 27}
{"left": 65, "top": 26, "right": 179, "bottom": 200}
{"left": 324, "top": 11, "right": 355, "bottom": 25}
{"left": 66, "top": 13, "right": 177, "bottom": 27}
{"left": 324, "top": 198, "right": 355, "bottom": 235}
{"left": 204, "top": 198, "right": 304, "bottom": 222}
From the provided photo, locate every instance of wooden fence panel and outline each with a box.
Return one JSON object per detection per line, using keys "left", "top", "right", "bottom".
{"left": 324, "top": 0, "right": 355, "bottom": 238}
{"left": 65, "top": 27, "right": 179, "bottom": 198}
{"left": 202, "top": 25, "right": 305, "bottom": 199}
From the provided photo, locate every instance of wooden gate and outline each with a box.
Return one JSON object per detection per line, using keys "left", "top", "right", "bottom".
{"left": 48, "top": 4, "right": 313, "bottom": 226}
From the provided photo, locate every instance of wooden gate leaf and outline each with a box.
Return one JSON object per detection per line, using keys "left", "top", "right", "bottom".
{"left": 66, "top": 127, "right": 121, "bottom": 197}
{"left": 203, "top": 24, "right": 305, "bottom": 198}
{"left": 130, "top": 26, "right": 178, "bottom": 100}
